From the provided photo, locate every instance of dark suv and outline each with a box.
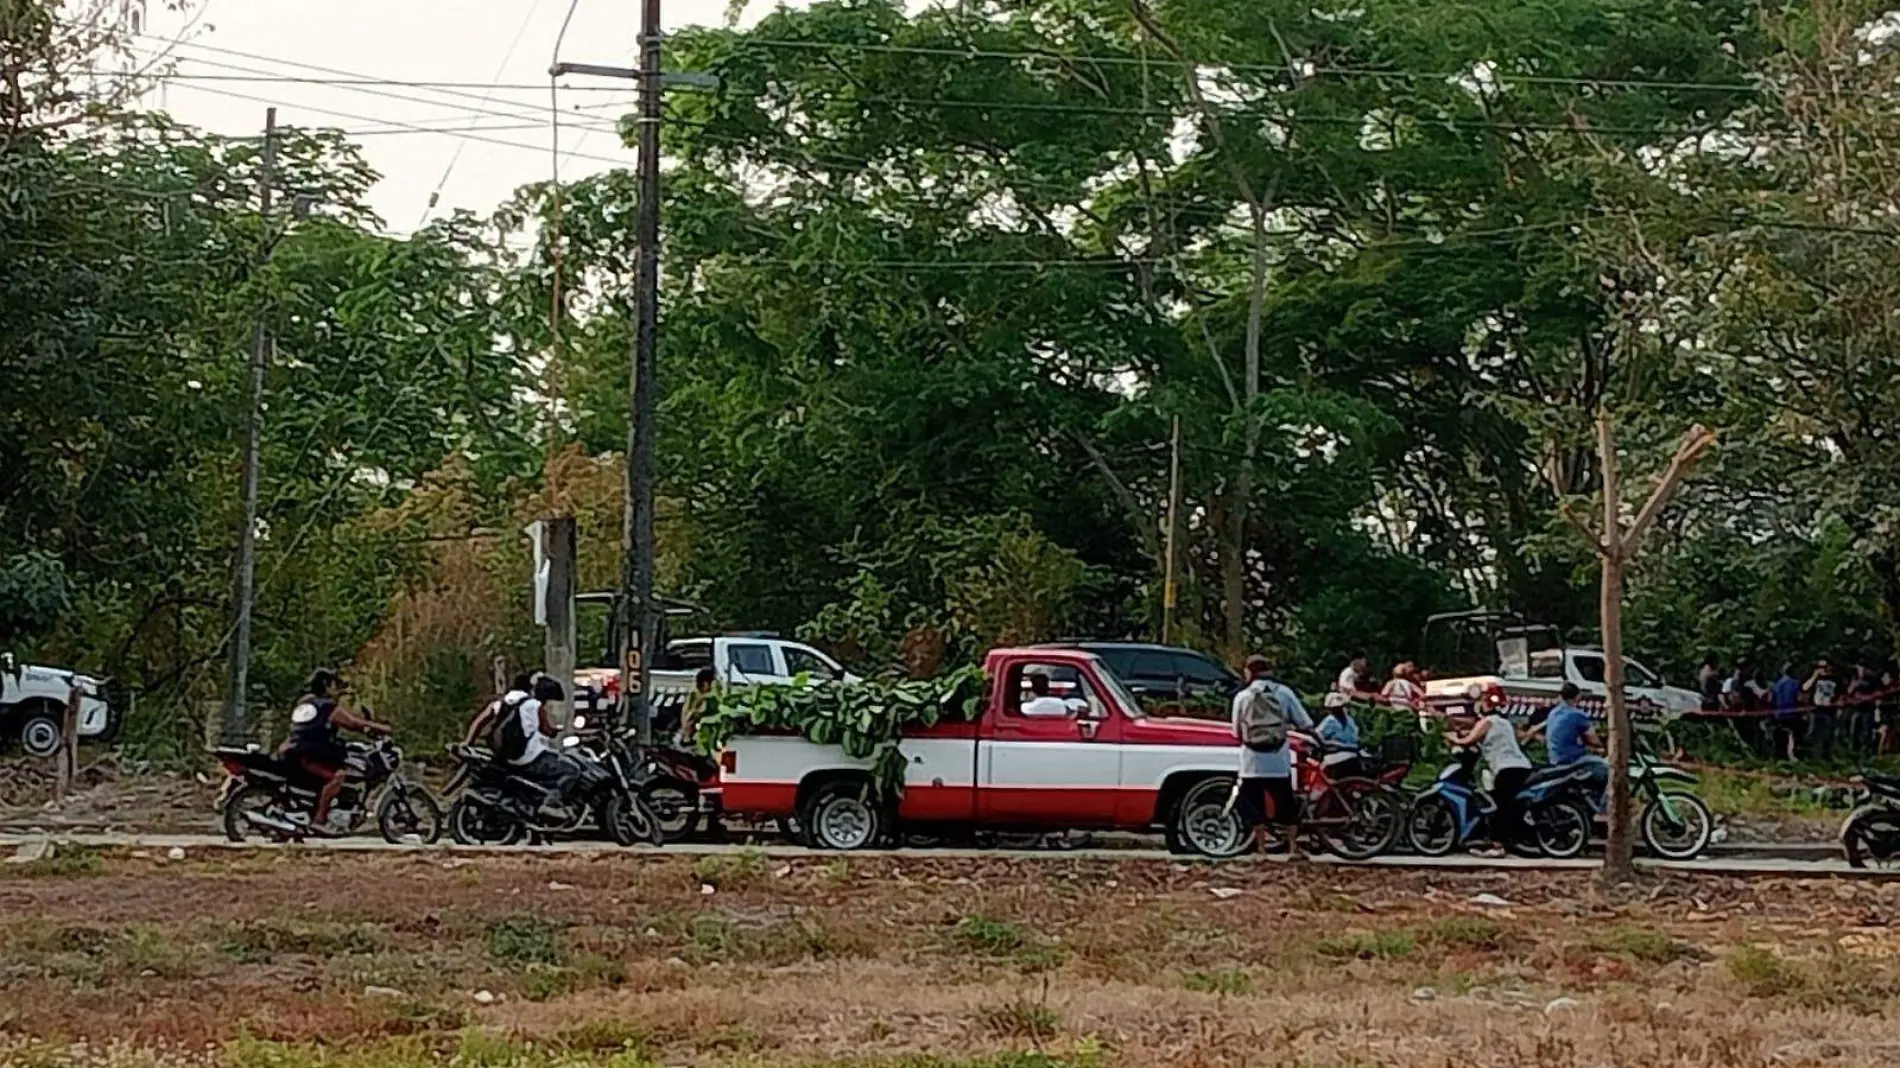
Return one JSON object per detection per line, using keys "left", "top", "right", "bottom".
{"left": 1040, "top": 642, "right": 1240, "bottom": 718}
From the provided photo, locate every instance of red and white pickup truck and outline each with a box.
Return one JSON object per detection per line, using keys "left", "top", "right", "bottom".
{"left": 716, "top": 647, "right": 1253, "bottom": 856}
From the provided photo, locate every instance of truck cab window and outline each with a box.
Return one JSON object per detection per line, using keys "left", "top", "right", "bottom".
{"left": 783, "top": 647, "right": 839, "bottom": 681}
{"left": 1573, "top": 654, "right": 1606, "bottom": 684}
{"left": 1012, "top": 663, "right": 1100, "bottom": 719}
{"left": 670, "top": 641, "right": 714, "bottom": 671}
{"left": 729, "top": 643, "right": 777, "bottom": 677}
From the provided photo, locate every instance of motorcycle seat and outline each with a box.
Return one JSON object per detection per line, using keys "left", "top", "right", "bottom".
{"left": 1865, "top": 773, "right": 1900, "bottom": 798}
{"left": 1523, "top": 764, "right": 1591, "bottom": 790}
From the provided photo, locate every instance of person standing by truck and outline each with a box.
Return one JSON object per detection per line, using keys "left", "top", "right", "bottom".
{"left": 1233, "top": 655, "right": 1313, "bottom": 858}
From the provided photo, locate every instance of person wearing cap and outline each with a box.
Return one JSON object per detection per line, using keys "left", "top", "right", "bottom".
{"left": 280, "top": 667, "right": 390, "bottom": 833}
{"left": 1316, "top": 690, "right": 1365, "bottom": 781}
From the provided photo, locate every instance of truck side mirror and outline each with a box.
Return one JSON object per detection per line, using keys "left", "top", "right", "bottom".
{"left": 1064, "top": 697, "right": 1093, "bottom": 718}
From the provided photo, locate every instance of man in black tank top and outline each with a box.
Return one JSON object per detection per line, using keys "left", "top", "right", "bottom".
{"left": 280, "top": 668, "right": 389, "bottom": 831}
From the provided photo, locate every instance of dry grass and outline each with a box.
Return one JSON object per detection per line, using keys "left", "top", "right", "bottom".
{"left": 0, "top": 849, "right": 1896, "bottom": 1066}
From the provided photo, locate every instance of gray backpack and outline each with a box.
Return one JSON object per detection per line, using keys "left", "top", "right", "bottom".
{"left": 1241, "top": 684, "right": 1290, "bottom": 752}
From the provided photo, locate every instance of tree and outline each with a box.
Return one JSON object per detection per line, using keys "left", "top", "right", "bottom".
{"left": 1564, "top": 412, "right": 1715, "bottom": 879}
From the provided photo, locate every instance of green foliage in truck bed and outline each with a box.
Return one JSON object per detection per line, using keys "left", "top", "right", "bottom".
{"left": 694, "top": 667, "right": 988, "bottom": 796}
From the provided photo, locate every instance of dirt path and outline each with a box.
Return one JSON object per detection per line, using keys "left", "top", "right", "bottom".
{"left": 0, "top": 848, "right": 1896, "bottom": 1066}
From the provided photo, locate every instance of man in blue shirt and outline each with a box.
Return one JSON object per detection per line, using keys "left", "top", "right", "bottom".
{"left": 1771, "top": 663, "right": 1803, "bottom": 760}
{"left": 1529, "top": 683, "right": 1607, "bottom": 804}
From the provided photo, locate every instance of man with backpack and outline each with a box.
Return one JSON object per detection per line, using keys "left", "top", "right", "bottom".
{"left": 1232, "top": 654, "right": 1313, "bottom": 858}
{"left": 464, "top": 673, "right": 580, "bottom": 811}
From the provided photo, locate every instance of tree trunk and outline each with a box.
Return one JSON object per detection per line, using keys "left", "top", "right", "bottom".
{"left": 1597, "top": 409, "right": 1636, "bottom": 881}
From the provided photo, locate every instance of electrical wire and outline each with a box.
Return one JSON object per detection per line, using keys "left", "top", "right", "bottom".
{"left": 730, "top": 36, "right": 1763, "bottom": 95}
{"left": 419, "top": 0, "right": 552, "bottom": 227}
{"left": 157, "top": 80, "right": 634, "bottom": 166}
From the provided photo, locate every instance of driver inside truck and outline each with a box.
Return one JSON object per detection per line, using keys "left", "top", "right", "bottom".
{"left": 1020, "top": 672, "right": 1072, "bottom": 717}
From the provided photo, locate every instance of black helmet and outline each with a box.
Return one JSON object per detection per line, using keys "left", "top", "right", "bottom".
{"left": 532, "top": 676, "right": 566, "bottom": 702}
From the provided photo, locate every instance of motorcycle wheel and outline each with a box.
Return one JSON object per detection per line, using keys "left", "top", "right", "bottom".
{"left": 1640, "top": 792, "right": 1714, "bottom": 860}
{"left": 1405, "top": 794, "right": 1461, "bottom": 857}
{"left": 222, "top": 783, "right": 290, "bottom": 843}
{"left": 377, "top": 786, "right": 445, "bottom": 845}
{"left": 1532, "top": 800, "right": 1593, "bottom": 860}
{"left": 1844, "top": 811, "right": 1900, "bottom": 870}
{"left": 447, "top": 794, "right": 524, "bottom": 846}
{"left": 1313, "top": 778, "right": 1402, "bottom": 861}
{"left": 602, "top": 791, "right": 663, "bottom": 847}
{"left": 642, "top": 781, "right": 701, "bottom": 842}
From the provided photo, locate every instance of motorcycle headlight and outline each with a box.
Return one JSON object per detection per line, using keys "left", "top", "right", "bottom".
{"left": 562, "top": 735, "right": 582, "bottom": 749}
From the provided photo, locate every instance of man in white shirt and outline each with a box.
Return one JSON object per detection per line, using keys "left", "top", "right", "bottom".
{"left": 1020, "top": 672, "right": 1073, "bottom": 717}
{"left": 1233, "top": 655, "right": 1314, "bottom": 857}
{"left": 1336, "top": 650, "right": 1374, "bottom": 698}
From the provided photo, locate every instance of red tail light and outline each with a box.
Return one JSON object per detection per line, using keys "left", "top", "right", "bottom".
{"left": 720, "top": 750, "right": 737, "bottom": 774}
{"left": 218, "top": 757, "right": 246, "bottom": 777}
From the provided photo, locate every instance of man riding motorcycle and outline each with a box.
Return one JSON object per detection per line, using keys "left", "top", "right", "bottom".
{"left": 280, "top": 668, "right": 390, "bottom": 834}
{"left": 469, "top": 673, "right": 583, "bottom": 814}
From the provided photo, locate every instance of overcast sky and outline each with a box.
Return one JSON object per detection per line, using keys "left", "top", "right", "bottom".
{"left": 135, "top": 0, "right": 785, "bottom": 234}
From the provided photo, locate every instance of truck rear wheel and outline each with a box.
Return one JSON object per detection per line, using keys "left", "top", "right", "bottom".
{"left": 802, "top": 781, "right": 884, "bottom": 851}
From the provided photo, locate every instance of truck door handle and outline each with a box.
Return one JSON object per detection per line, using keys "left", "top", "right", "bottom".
{"left": 1078, "top": 720, "right": 1099, "bottom": 740}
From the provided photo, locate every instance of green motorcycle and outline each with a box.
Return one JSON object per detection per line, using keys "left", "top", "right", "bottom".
{"left": 1575, "top": 742, "right": 1716, "bottom": 860}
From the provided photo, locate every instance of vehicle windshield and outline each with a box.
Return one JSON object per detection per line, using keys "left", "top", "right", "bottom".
{"left": 1089, "top": 659, "right": 1146, "bottom": 719}
{"left": 1624, "top": 658, "right": 1661, "bottom": 688}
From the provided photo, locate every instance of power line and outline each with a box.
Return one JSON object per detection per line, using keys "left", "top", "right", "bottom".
{"left": 732, "top": 36, "right": 1762, "bottom": 95}
{"left": 420, "top": 0, "right": 555, "bottom": 228}
{"left": 74, "top": 70, "right": 650, "bottom": 92}
{"left": 157, "top": 81, "right": 634, "bottom": 167}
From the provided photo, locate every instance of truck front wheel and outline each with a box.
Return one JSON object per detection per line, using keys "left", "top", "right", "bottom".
{"left": 802, "top": 781, "right": 884, "bottom": 851}
{"left": 17, "top": 709, "right": 64, "bottom": 758}
{"left": 1171, "top": 776, "right": 1249, "bottom": 859}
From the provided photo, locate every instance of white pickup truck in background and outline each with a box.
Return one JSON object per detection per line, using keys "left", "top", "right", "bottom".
{"left": 573, "top": 635, "right": 859, "bottom": 729}
{"left": 0, "top": 653, "right": 117, "bottom": 757}
{"left": 1419, "top": 612, "right": 1698, "bottom": 722}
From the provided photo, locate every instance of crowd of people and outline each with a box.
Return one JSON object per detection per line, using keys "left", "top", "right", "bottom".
{"left": 1227, "top": 653, "right": 1609, "bottom": 859}
{"left": 1697, "top": 656, "right": 1897, "bottom": 761}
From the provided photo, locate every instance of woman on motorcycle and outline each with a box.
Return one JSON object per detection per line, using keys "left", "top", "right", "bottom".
{"left": 281, "top": 668, "right": 389, "bottom": 833}
{"left": 1444, "top": 707, "right": 1531, "bottom": 856}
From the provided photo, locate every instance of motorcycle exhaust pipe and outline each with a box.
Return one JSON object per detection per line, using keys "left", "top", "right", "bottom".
{"left": 242, "top": 810, "right": 303, "bottom": 835}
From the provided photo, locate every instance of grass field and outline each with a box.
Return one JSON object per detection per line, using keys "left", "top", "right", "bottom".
{"left": 0, "top": 846, "right": 1896, "bottom": 1066}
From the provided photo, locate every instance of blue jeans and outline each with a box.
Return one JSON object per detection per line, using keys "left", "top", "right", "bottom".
{"left": 1561, "top": 755, "right": 1611, "bottom": 810}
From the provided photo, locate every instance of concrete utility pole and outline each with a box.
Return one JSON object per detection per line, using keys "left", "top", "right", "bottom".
{"left": 221, "top": 106, "right": 277, "bottom": 747}
{"left": 537, "top": 516, "right": 578, "bottom": 731}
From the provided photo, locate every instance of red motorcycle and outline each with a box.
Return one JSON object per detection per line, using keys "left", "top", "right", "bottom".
{"left": 1287, "top": 731, "right": 1412, "bottom": 860}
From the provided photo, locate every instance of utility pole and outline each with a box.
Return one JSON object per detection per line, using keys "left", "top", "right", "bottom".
{"left": 221, "top": 106, "right": 277, "bottom": 747}
{"left": 549, "top": 4, "right": 716, "bottom": 745}
{"left": 1161, "top": 414, "right": 1182, "bottom": 644}
{"left": 621, "top": 0, "right": 664, "bottom": 745}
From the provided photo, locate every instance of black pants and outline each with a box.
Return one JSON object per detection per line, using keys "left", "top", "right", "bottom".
{"left": 1237, "top": 776, "right": 1299, "bottom": 829}
{"left": 517, "top": 750, "right": 580, "bottom": 806}
{"left": 1491, "top": 766, "right": 1531, "bottom": 847}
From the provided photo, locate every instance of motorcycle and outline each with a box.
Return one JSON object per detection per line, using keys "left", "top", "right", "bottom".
{"left": 214, "top": 734, "right": 443, "bottom": 845}
{"left": 638, "top": 742, "right": 720, "bottom": 842}
{"left": 445, "top": 717, "right": 662, "bottom": 847}
{"left": 1404, "top": 748, "right": 1595, "bottom": 859}
{"left": 1293, "top": 730, "right": 1411, "bottom": 861}
{"left": 1841, "top": 772, "right": 1900, "bottom": 870}
{"left": 1568, "top": 741, "right": 1715, "bottom": 860}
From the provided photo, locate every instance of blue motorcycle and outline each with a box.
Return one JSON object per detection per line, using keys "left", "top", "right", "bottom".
{"left": 1404, "top": 748, "right": 1596, "bottom": 858}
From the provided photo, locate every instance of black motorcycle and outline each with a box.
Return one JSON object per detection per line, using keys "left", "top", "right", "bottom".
{"left": 1842, "top": 772, "right": 1900, "bottom": 870}
{"left": 445, "top": 722, "right": 662, "bottom": 847}
{"left": 215, "top": 735, "right": 443, "bottom": 844}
